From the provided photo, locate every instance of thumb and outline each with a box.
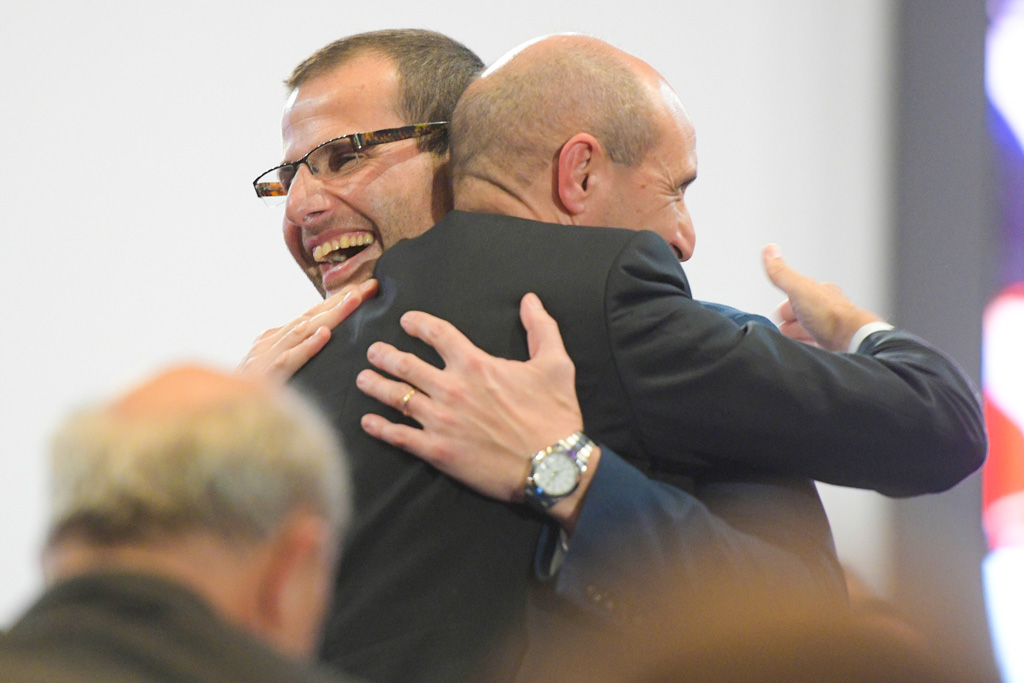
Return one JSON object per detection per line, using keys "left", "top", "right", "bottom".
{"left": 762, "top": 244, "right": 805, "bottom": 297}
{"left": 521, "top": 293, "right": 567, "bottom": 360}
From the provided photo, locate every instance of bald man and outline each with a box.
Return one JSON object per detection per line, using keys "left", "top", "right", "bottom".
{"left": 292, "top": 34, "right": 984, "bottom": 683}
{"left": 0, "top": 366, "right": 357, "bottom": 683}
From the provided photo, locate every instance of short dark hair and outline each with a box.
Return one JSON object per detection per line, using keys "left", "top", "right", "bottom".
{"left": 287, "top": 29, "right": 483, "bottom": 156}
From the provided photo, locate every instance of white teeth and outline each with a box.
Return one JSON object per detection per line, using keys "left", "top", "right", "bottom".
{"left": 312, "top": 233, "right": 375, "bottom": 263}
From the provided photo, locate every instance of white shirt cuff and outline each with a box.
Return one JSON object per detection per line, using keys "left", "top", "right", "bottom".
{"left": 848, "top": 321, "right": 895, "bottom": 353}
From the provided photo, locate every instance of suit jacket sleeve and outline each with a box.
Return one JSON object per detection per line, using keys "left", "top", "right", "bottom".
{"left": 602, "top": 231, "right": 985, "bottom": 496}
{"left": 544, "top": 305, "right": 843, "bottom": 621}
{"left": 544, "top": 447, "right": 844, "bottom": 622}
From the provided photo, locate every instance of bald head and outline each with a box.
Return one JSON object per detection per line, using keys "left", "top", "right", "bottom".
{"left": 449, "top": 34, "right": 700, "bottom": 258}
{"left": 451, "top": 35, "right": 665, "bottom": 197}
{"left": 111, "top": 365, "right": 272, "bottom": 418}
{"left": 47, "top": 364, "right": 349, "bottom": 547}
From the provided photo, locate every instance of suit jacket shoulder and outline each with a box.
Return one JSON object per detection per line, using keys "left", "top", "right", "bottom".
{"left": 0, "top": 573, "right": 350, "bottom": 683}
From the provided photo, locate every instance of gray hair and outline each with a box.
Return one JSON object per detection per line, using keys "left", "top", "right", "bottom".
{"left": 47, "top": 380, "right": 349, "bottom": 546}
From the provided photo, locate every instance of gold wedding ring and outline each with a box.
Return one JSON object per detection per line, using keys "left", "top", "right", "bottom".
{"left": 401, "top": 388, "right": 417, "bottom": 416}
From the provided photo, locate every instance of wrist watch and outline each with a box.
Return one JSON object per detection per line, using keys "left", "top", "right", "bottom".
{"left": 523, "top": 432, "right": 595, "bottom": 511}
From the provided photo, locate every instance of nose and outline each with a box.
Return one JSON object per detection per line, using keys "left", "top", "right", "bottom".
{"left": 677, "top": 203, "right": 696, "bottom": 261}
{"left": 284, "top": 164, "right": 331, "bottom": 226}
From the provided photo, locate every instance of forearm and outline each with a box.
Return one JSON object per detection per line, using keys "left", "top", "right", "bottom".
{"left": 542, "top": 448, "right": 846, "bottom": 622}
{"left": 852, "top": 329, "right": 987, "bottom": 494}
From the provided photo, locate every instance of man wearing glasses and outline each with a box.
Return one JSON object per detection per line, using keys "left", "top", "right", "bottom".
{"left": 244, "top": 30, "right": 984, "bottom": 683}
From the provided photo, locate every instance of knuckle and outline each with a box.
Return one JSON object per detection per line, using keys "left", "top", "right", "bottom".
{"left": 388, "top": 428, "right": 410, "bottom": 449}
{"left": 393, "top": 353, "right": 413, "bottom": 376}
{"left": 430, "top": 442, "right": 456, "bottom": 467}
{"left": 443, "top": 383, "right": 468, "bottom": 405}
{"left": 253, "top": 328, "right": 277, "bottom": 344}
{"left": 554, "top": 355, "right": 575, "bottom": 374}
{"left": 436, "top": 409, "right": 458, "bottom": 429}
{"left": 418, "top": 323, "right": 439, "bottom": 345}
{"left": 284, "top": 320, "right": 309, "bottom": 339}
{"left": 463, "top": 352, "right": 488, "bottom": 374}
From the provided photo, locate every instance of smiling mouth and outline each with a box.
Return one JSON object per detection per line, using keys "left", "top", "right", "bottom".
{"left": 311, "top": 232, "right": 376, "bottom": 265}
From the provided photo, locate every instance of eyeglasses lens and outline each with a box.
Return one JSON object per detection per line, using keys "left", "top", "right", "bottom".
{"left": 311, "top": 138, "right": 360, "bottom": 177}
{"left": 255, "top": 137, "right": 362, "bottom": 207}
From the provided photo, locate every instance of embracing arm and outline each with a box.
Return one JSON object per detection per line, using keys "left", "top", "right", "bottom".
{"left": 606, "top": 238, "right": 985, "bottom": 495}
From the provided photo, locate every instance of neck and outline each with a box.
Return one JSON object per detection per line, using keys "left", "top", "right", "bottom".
{"left": 454, "top": 176, "right": 571, "bottom": 225}
{"left": 44, "top": 532, "right": 263, "bottom": 629}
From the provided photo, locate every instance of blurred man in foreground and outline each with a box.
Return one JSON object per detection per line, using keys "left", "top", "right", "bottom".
{"left": 0, "top": 365, "right": 357, "bottom": 683}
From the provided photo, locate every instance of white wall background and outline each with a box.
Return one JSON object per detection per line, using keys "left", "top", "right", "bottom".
{"left": 0, "top": 0, "right": 895, "bottom": 624}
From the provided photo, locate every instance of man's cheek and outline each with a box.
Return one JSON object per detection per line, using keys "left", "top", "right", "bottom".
{"left": 283, "top": 223, "right": 306, "bottom": 265}
{"left": 283, "top": 223, "right": 325, "bottom": 294}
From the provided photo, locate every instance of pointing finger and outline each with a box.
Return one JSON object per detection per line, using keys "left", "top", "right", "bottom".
{"left": 762, "top": 244, "right": 811, "bottom": 299}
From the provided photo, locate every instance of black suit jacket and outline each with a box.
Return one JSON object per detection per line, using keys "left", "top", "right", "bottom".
{"left": 295, "top": 210, "right": 985, "bottom": 683}
{"left": 0, "top": 572, "right": 351, "bottom": 683}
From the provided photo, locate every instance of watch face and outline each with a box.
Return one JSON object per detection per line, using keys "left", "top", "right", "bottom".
{"left": 534, "top": 451, "right": 579, "bottom": 497}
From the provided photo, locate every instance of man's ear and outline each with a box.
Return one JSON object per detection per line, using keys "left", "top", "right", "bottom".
{"left": 556, "top": 133, "right": 604, "bottom": 216}
{"left": 255, "top": 511, "right": 335, "bottom": 659}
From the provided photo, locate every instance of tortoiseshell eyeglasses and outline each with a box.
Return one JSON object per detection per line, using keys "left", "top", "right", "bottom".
{"left": 252, "top": 121, "right": 448, "bottom": 206}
